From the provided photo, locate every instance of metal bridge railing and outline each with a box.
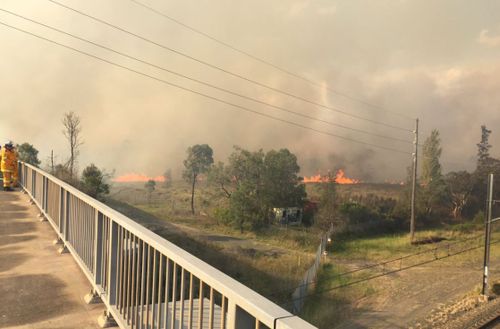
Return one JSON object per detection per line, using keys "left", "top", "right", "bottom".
{"left": 18, "top": 162, "right": 317, "bottom": 329}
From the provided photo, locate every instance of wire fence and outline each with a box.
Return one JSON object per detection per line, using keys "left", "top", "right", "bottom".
{"left": 291, "top": 223, "right": 334, "bottom": 314}
{"left": 284, "top": 235, "right": 498, "bottom": 309}
{"left": 276, "top": 233, "right": 484, "bottom": 301}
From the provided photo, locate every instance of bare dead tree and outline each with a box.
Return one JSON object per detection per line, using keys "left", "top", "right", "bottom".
{"left": 62, "top": 111, "right": 83, "bottom": 179}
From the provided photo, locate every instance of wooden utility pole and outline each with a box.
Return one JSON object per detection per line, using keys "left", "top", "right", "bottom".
{"left": 410, "top": 118, "right": 419, "bottom": 243}
{"left": 482, "top": 173, "right": 494, "bottom": 296}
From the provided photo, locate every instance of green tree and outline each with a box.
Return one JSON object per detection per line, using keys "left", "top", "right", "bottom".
{"left": 223, "top": 147, "right": 306, "bottom": 231}
{"left": 183, "top": 144, "right": 214, "bottom": 215}
{"left": 145, "top": 179, "right": 156, "bottom": 205}
{"left": 477, "top": 125, "right": 492, "bottom": 169}
{"left": 208, "top": 161, "right": 233, "bottom": 198}
{"left": 262, "top": 149, "right": 306, "bottom": 209}
{"left": 16, "top": 143, "right": 41, "bottom": 167}
{"left": 80, "top": 164, "right": 110, "bottom": 200}
{"left": 445, "top": 171, "right": 473, "bottom": 219}
{"left": 420, "top": 129, "right": 447, "bottom": 217}
{"left": 472, "top": 125, "right": 500, "bottom": 213}
{"left": 421, "top": 130, "right": 443, "bottom": 186}
{"left": 226, "top": 147, "right": 265, "bottom": 231}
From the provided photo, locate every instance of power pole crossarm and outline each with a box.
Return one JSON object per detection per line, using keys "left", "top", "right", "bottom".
{"left": 410, "top": 118, "right": 419, "bottom": 243}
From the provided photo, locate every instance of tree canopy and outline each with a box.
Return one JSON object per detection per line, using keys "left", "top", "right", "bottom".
{"left": 80, "top": 164, "right": 110, "bottom": 200}
{"left": 421, "top": 129, "right": 443, "bottom": 186}
{"left": 145, "top": 179, "right": 156, "bottom": 204}
{"left": 420, "top": 129, "right": 447, "bottom": 216}
{"left": 477, "top": 125, "right": 492, "bottom": 169}
{"left": 445, "top": 171, "right": 473, "bottom": 219}
{"left": 183, "top": 144, "right": 214, "bottom": 215}
{"left": 211, "top": 146, "right": 306, "bottom": 232}
{"left": 16, "top": 143, "right": 41, "bottom": 167}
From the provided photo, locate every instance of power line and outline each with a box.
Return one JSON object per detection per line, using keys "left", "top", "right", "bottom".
{"left": 0, "top": 8, "right": 412, "bottom": 145}
{"left": 285, "top": 238, "right": 500, "bottom": 306}
{"left": 269, "top": 233, "right": 484, "bottom": 298}
{"left": 45, "top": 0, "right": 413, "bottom": 133}
{"left": 0, "top": 20, "right": 412, "bottom": 155}
{"left": 128, "top": 0, "right": 414, "bottom": 121}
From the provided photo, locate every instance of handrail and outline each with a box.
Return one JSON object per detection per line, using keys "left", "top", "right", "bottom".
{"left": 18, "top": 162, "right": 317, "bottom": 329}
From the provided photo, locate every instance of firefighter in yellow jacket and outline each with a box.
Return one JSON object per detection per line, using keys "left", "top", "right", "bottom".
{"left": 1, "top": 141, "right": 18, "bottom": 191}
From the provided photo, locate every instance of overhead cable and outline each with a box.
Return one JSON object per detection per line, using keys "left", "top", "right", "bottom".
{"left": 0, "top": 20, "right": 412, "bottom": 155}
{"left": 45, "top": 0, "right": 414, "bottom": 133}
{"left": 0, "top": 8, "right": 412, "bottom": 145}
{"left": 128, "top": 0, "right": 415, "bottom": 121}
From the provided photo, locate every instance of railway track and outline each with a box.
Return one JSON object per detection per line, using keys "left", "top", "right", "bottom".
{"left": 447, "top": 297, "right": 500, "bottom": 329}
{"left": 480, "top": 315, "right": 500, "bottom": 328}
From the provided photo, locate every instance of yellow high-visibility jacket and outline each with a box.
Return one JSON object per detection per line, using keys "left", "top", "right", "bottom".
{"left": 1, "top": 147, "right": 17, "bottom": 172}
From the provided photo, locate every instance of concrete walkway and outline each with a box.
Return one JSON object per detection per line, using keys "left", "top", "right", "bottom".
{"left": 0, "top": 190, "right": 106, "bottom": 329}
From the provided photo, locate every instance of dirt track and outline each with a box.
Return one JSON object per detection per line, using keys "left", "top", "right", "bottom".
{"left": 334, "top": 258, "right": 500, "bottom": 329}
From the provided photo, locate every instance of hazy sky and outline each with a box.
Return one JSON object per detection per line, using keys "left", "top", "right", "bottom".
{"left": 1, "top": 0, "right": 499, "bottom": 181}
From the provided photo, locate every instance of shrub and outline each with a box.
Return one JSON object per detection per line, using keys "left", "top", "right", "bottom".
{"left": 473, "top": 210, "right": 485, "bottom": 224}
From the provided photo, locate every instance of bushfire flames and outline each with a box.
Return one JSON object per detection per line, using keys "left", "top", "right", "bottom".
{"left": 303, "top": 169, "right": 360, "bottom": 185}
{"left": 113, "top": 173, "right": 165, "bottom": 183}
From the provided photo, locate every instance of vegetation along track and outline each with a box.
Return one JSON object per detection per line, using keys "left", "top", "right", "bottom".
{"left": 444, "top": 298, "right": 500, "bottom": 329}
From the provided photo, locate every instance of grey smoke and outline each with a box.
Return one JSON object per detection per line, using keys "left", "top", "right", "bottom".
{"left": 1, "top": 0, "right": 499, "bottom": 181}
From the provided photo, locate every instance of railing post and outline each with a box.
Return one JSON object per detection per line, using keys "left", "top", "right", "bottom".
{"left": 94, "top": 210, "right": 104, "bottom": 286}
{"left": 227, "top": 301, "right": 237, "bottom": 329}
{"left": 227, "top": 302, "right": 255, "bottom": 329}
{"left": 18, "top": 162, "right": 22, "bottom": 186}
{"left": 32, "top": 170, "right": 36, "bottom": 199}
{"left": 56, "top": 190, "right": 70, "bottom": 254}
{"left": 64, "top": 191, "right": 70, "bottom": 241}
{"left": 41, "top": 177, "right": 45, "bottom": 211}
{"left": 43, "top": 177, "right": 49, "bottom": 212}
{"left": 58, "top": 187, "right": 64, "bottom": 232}
{"left": 108, "top": 220, "right": 119, "bottom": 305}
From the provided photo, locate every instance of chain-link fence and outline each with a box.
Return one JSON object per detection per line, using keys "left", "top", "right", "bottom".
{"left": 291, "top": 223, "right": 333, "bottom": 314}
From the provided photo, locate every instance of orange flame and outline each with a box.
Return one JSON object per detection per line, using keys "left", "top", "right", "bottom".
{"left": 113, "top": 173, "right": 166, "bottom": 183}
{"left": 335, "top": 169, "right": 360, "bottom": 184}
{"left": 303, "top": 169, "right": 360, "bottom": 185}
